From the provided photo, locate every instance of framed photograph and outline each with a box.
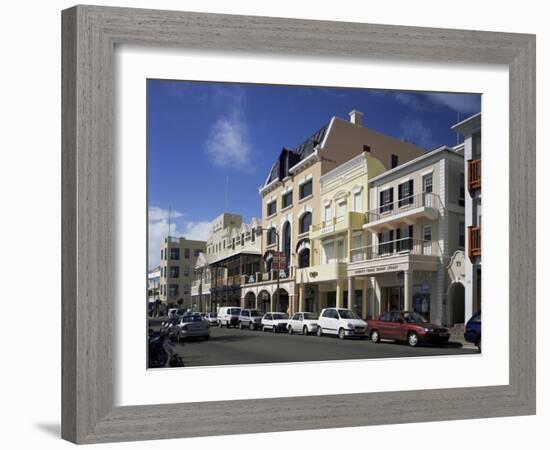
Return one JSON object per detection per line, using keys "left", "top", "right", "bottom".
{"left": 62, "top": 5, "right": 535, "bottom": 444}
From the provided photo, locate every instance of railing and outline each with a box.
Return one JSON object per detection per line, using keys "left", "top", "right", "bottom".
{"left": 468, "top": 226, "right": 481, "bottom": 258}
{"left": 350, "top": 238, "right": 441, "bottom": 263}
{"left": 468, "top": 159, "right": 481, "bottom": 191}
{"left": 365, "top": 192, "right": 440, "bottom": 223}
{"left": 242, "top": 268, "right": 294, "bottom": 285}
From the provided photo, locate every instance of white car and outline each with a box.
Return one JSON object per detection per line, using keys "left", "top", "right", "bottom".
{"left": 286, "top": 312, "right": 319, "bottom": 335}
{"left": 204, "top": 312, "right": 219, "bottom": 326}
{"left": 317, "top": 308, "right": 367, "bottom": 339}
{"left": 261, "top": 312, "right": 289, "bottom": 333}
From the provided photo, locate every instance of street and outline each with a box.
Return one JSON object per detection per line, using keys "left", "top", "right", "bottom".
{"left": 150, "top": 320, "right": 478, "bottom": 367}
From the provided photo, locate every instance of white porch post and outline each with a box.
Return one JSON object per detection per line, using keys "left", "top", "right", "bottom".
{"left": 361, "top": 278, "right": 368, "bottom": 318}
{"left": 299, "top": 283, "right": 305, "bottom": 312}
{"left": 336, "top": 280, "right": 344, "bottom": 308}
{"left": 347, "top": 276, "right": 354, "bottom": 310}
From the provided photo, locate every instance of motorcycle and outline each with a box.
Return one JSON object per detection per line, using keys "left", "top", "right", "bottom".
{"left": 148, "top": 328, "right": 184, "bottom": 368}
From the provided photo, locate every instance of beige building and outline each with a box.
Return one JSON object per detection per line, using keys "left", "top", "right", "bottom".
{"left": 241, "top": 109, "right": 426, "bottom": 314}
{"left": 159, "top": 237, "right": 206, "bottom": 309}
{"left": 192, "top": 212, "right": 263, "bottom": 312}
{"left": 347, "top": 146, "right": 465, "bottom": 325}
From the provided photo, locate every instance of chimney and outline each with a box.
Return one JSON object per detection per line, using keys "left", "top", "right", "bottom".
{"left": 349, "top": 109, "right": 363, "bottom": 126}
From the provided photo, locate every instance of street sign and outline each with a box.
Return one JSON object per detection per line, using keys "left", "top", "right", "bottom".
{"left": 271, "top": 251, "right": 287, "bottom": 270}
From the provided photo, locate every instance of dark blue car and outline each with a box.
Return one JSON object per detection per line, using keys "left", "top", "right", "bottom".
{"left": 464, "top": 311, "right": 481, "bottom": 350}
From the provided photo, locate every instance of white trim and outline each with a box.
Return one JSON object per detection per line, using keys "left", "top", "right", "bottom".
{"left": 351, "top": 185, "right": 363, "bottom": 194}
{"left": 421, "top": 169, "right": 434, "bottom": 176}
{"left": 319, "top": 116, "right": 335, "bottom": 149}
{"left": 333, "top": 189, "right": 349, "bottom": 201}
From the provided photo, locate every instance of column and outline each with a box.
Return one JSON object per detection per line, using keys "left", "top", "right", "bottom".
{"left": 336, "top": 280, "right": 344, "bottom": 308}
{"left": 270, "top": 290, "right": 275, "bottom": 312}
{"left": 372, "top": 277, "right": 381, "bottom": 317}
{"left": 404, "top": 270, "right": 413, "bottom": 311}
{"left": 255, "top": 293, "right": 259, "bottom": 310}
{"left": 361, "top": 278, "right": 368, "bottom": 318}
{"left": 299, "top": 283, "right": 305, "bottom": 312}
{"left": 347, "top": 276, "right": 354, "bottom": 310}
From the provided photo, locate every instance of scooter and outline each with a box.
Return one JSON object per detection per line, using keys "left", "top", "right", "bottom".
{"left": 148, "top": 329, "right": 184, "bottom": 368}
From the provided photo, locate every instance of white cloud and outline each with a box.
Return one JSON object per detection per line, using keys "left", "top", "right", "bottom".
{"left": 424, "top": 92, "right": 481, "bottom": 115}
{"left": 148, "top": 207, "right": 211, "bottom": 269}
{"left": 204, "top": 89, "right": 252, "bottom": 170}
{"left": 400, "top": 117, "right": 434, "bottom": 150}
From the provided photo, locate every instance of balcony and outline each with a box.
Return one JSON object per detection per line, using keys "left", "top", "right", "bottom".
{"left": 468, "top": 226, "right": 481, "bottom": 260}
{"left": 468, "top": 159, "right": 481, "bottom": 192}
{"left": 348, "top": 238, "right": 440, "bottom": 275}
{"left": 242, "top": 268, "right": 295, "bottom": 286}
{"left": 310, "top": 212, "right": 365, "bottom": 240}
{"left": 364, "top": 192, "right": 440, "bottom": 232}
{"left": 296, "top": 262, "right": 348, "bottom": 284}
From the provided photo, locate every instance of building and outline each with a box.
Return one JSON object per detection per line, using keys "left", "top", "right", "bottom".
{"left": 147, "top": 266, "right": 161, "bottom": 309}
{"left": 346, "top": 146, "right": 465, "bottom": 325}
{"left": 192, "top": 213, "right": 263, "bottom": 312}
{"left": 241, "top": 109, "right": 426, "bottom": 315}
{"left": 452, "top": 112, "right": 481, "bottom": 324}
{"left": 159, "top": 237, "right": 206, "bottom": 309}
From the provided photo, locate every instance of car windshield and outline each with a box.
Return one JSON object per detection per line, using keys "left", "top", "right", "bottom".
{"left": 303, "top": 313, "right": 318, "bottom": 320}
{"left": 338, "top": 310, "right": 360, "bottom": 319}
{"left": 273, "top": 313, "right": 289, "bottom": 320}
{"left": 183, "top": 315, "right": 202, "bottom": 322}
{"left": 229, "top": 308, "right": 241, "bottom": 315}
{"left": 209, "top": 313, "right": 217, "bottom": 318}
{"left": 403, "top": 312, "right": 428, "bottom": 323}
{"left": 250, "top": 310, "right": 260, "bottom": 317}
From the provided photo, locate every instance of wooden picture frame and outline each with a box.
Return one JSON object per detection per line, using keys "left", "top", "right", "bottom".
{"left": 62, "top": 5, "right": 536, "bottom": 444}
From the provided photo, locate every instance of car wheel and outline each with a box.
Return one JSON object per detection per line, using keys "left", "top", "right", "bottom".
{"left": 288, "top": 326, "right": 293, "bottom": 335}
{"left": 303, "top": 325, "right": 309, "bottom": 335}
{"left": 371, "top": 329, "right": 380, "bottom": 343}
{"left": 408, "top": 332, "right": 419, "bottom": 347}
{"left": 317, "top": 326, "right": 323, "bottom": 337}
{"left": 338, "top": 328, "right": 346, "bottom": 340}
{"left": 249, "top": 322, "right": 255, "bottom": 331}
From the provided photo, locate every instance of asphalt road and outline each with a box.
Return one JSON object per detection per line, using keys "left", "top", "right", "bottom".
{"left": 149, "top": 320, "right": 478, "bottom": 367}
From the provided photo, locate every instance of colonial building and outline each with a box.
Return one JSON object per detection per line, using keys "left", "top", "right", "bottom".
{"left": 347, "top": 146, "right": 465, "bottom": 325}
{"left": 241, "top": 109, "right": 426, "bottom": 315}
{"left": 147, "top": 266, "right": 161, "bottom": 304}
{"left": 193, "top": 213, "right": 263, "bottom": 312}
{"left": 159, "top": 237, "right": 206, "bottom": 309}
{"left": 452, "top": 112, "right": 481, "bottom": 324}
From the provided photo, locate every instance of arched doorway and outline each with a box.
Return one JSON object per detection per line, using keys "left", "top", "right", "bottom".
{"left": 258, "top": 290, "right": 270, "bottom": 313}
{"left": 273, "top": 288, "right": 289, "bottom": 313}
{"left": 447, "top": 282, "right": 465, "bottom": 325}
{"left": 282, "top": 221, "right": 291, "bottom": 270}
{"left": 244, "top": 291, "right": 256, "bottom": 309}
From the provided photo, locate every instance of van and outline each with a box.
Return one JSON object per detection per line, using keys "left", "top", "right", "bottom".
{"left": 217, "top": 306, "right": 242, "bottom": 328}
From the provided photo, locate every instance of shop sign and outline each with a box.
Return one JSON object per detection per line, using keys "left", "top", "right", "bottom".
{"left": 352, "top": 262, "right": 405, "bottom": 275}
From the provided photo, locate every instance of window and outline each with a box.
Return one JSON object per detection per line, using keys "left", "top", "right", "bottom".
{"left": 391, "top": 154, "right": 399, "bottom": 168}
{"left": 168, "top": 284, "right": 179, "bottom": 297}
{"left": 169, "top": 247, "right": 180, "bottom": 260}
{"left": 169, "top": 266, "right": 179, "bottom": 278}
{"left": 299, "top": 180, "right": 312, "bottom": 199}
{"left": 267, "top": 200, "right": 277, "bottom": 216}
{"left": 183, "top": 266, "right": 190, "bottom": 277}
{"left": 267, "top": 227, "right": 277, "bottom": 246}
{"left": 378, "top": 230, "right": 394, "bottom": 255}
{"left": 459, "top": 173, "right": 465, "bottom": 206}
{"left": 299, "top": 212, "right": 312, "bottom": 234}
{"left": 363, "top": 144, "right": 371, "bottom": 153}
{"left": 336, "top": 239, "right": 346, "bottom": 261}
{"left": 324, "top": 204, "right": 331, "bottom": 223}
{"left": 379, "top": 188, "right": 394, "bottom": 213}
{"left": 298, "top": 248, "right": 310, "bottom": 268}
{"left": 459, "top": 220, "right": 465, "bottom": 247}
{"left": 194, "top": 249, "right": 200, "bottom": 257}
{"left": 423, "top": 173, "right": 433, "bottom": 193}
{"left": 160, "top": 249, "right": 164, "bottom": 260}
{"left": 282, "top": 191, "right": 293, "bottom": 208}
{"left": 336, "top": 201, "right": 347, "bottom": 222}
{"left": 398, "top": 180, "right": 414, "bottom": 207}
{"left": 379, "top": 312, "right": 390, "bottom": 322}
{"left": 242, "top": 310, "right": 249, "bottom": 317}
{"left": 183, "top": 284, "right": 190, "bottom": 295}
{"left": 423, "top": 224, "right": 432, "bottom": 242}
{"left": 184, "top": 248, "right": 190, "bottom": 259}
{"left": 323, "top": 241, "right": 334, "bottom": 264}
{"left": 251, "top": 230, "right": 255, "bottom": 242}
{"left": 396, "top": 226, "right": 413, "bottom": 252}
{"left": 353, "top": 190, "right": 363, "bottom": 212}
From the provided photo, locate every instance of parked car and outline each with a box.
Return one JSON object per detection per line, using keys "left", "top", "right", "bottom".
{"left": 261, "top": 312, "right": 289, "bottom": 333}
{"left": 367, "top": 311, "right": 450, "bottom": 347}
{"left": 171, "top": 313, "right": 210, "bottom": 342}
{"left": 317, "top": 308, "right": 367, "bottom": 339}
{"left": 464, "top": 311, "right": 481, "bottom": 350}
{"left": 238, "top": 309, "right": 263, "bottom": 330}
{"left": 204, "top": 312, "right": 219, "bottom": 326}
{"left": 287, "top": 312, "right": 319, "bottom": 335}
{"left": 217, "top": 306, "right": 242, "bottom": 328}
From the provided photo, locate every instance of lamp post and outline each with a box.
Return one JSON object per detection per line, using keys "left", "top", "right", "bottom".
{"left": 259, "top": 227, "right": 280, "bottom": 312}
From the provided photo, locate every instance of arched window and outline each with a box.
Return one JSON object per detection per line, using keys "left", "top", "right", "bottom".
{"left": 298, "top": 248, "right": 310, "bottom": 268}
{"left": 299, "top": 212, "right": 312, "bottom": 234}
{"left": 267, "top": 227, "right": 277, "bottom": 245}
{"left": 282, "top": 221, "right": 291, "bottom": 269}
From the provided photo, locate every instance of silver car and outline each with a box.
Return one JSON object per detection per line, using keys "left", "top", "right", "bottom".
{"left": 173, "top": 314, "right": 210, "bottom": 342}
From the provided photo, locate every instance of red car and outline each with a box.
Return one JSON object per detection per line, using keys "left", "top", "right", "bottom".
{"left": 367, "top": 311, "right": 450, "bottom": 347}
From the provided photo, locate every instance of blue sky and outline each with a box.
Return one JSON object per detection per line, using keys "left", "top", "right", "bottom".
{"left": 147, "top": 79, "right": 480, "bottom": 268}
